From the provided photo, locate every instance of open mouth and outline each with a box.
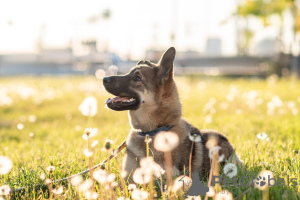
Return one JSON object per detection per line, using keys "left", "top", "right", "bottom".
{"left": 105, "top": 96, "right": 138, "bottom": 110}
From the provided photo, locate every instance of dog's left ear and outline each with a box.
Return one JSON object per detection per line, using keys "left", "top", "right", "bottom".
{"left": 157, "top": 47, "right": 176, "bottom": 84}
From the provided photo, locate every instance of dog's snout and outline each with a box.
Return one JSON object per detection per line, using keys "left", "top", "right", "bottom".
{"left": 103, "top": 77, "right": 112, "bottom": 85}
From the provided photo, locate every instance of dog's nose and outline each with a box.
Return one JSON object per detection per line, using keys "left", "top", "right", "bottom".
{"left": 103, "top": 77, "right": 111, "bottom": 84}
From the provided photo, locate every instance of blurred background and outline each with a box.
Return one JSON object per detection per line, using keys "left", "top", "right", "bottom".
{"left": 0, "top": 0, "right": 300, "bottom": 77}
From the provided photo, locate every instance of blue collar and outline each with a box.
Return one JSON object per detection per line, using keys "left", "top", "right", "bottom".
{"left": 138, "top": 125, "right": 173, "bottom": 137}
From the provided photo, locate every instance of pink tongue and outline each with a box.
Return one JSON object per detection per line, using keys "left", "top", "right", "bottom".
{"left": 105, "top": 97, "right": 130, "bottom": 104}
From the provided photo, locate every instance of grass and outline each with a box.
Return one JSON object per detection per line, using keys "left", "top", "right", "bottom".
{"left": 0, "top": 75, "right": 300, "bottom": 199}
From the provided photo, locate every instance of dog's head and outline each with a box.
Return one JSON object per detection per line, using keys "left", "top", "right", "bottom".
{"left": 103, "top": 47, "right": 176, "bottom": 111}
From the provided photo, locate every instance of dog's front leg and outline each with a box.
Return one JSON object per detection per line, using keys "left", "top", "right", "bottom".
{"left": 122, "top": 148, "right": 139, "bottom": 184}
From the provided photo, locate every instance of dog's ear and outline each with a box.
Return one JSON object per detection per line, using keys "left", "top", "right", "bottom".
{"left": 157, "top": 47, "right": 176, "bottom": 84}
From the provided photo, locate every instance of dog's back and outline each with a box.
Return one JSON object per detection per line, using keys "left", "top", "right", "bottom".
{"left": 103, "top": 47, "right": 242, "bottom": 182}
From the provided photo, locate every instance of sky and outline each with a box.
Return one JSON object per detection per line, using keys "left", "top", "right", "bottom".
{"left": 0, "top": 0, "right": 295, "bottom": 59}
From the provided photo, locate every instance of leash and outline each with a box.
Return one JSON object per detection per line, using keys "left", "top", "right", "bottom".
{"left": 11, "top": 141, "right": 127, "bottom": 193}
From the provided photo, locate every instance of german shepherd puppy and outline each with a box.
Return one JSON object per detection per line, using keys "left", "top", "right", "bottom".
{"left": 103, "top": 47, "right": 242, "bottom": 182}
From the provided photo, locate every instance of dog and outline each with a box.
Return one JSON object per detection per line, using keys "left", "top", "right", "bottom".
{"left": 103, "top": 47, "right": 242, "bottom": 182}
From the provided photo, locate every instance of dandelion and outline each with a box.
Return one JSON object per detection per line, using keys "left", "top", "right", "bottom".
{"left": 255, "top": 170, "right": 274, "bottom": 191}
{"left": 128, "top": 184, "right": 137, "bottom": 192}
{"left": 78, "top": 179, "right": 93, "bottom": 192}
{"left": 17, "top": 123, "right": 24, "bottom": 130}
{"left": 219, "top": 154, "right": 225, "bottom": 162}
{"left": 133, "top": 168, "right": 152, "bottom": 184}
{"left": 111, "top": 181, "right": 118, "bottom": 188}
{"left": 45, "top": 179, "right": 52, "bottom": 184}
{"left": 223, "top": 163, "right": 237, "bottom": 178}
{"left": 105, "top": 139, "right": 113, "bottom": 150}
{"left": 0, "top": 156, "right": 13, "bottom": 175}
{"left": 107, "top": 173, "right": 116, "bottom": 183}
{"left": 84, "top": 149, "right": 93, "bottom": 157}
{"left": 154, "top": 131, "right": 179, "bottom": 152}
{"left": 93, "top": 169, "right": 107, "bottom": 184}
{"left": 131, "top": 189, "right": 149, "bottom": 200}
{"left": 206, "top": 186, "right": 215, "bottom": 197}
{"left": 82, "top": 128, "right": 97, "bottom": 140}
{"left": 46, "top": 166, "right": 55, "bottom": 173}
{"left": 91, "top": 140, "right": 99, "bottom": 148}
{"left": 257, "top": 132, "right": 268, "bottom": 140}
{"left": 172, "top": 175, "right": 192, "bottom": 192}
{"left": 78, "top": 96, "right": 97, "bottom": 117}
{"left": 144, "top": 137, "right": 152, "bottom": 143}
{"left": 188, "top": 133, "right": 201, "bottom": 142}
{"left": 29, "top": 132, "right": 34, "bottom": 138}
{"left": 0, "top": 185, "right": 11, "bottom": 196}
{"left": 209, "top": 146, "right": 221, "bottom": 159}
{"left": 84, "top": 191, "right": 99, "bottom": 199}
{"left": 205, "top": 115, "right": 212, "bottom": 123}
{"left": 71, "top": 175, "right": 83, "bottom": 186}
{"left": 40, "top": 173, "right": 46, "bottom": 180}
{"left": 52, "top": 186, "right": 64, "bottom": 195}
{"left": 28, "top": 115, "right": 36, "bottom": 123}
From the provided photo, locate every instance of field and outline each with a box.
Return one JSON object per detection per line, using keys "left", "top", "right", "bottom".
{"left": 0, "top": 76, "right": 300, "bottom": 199}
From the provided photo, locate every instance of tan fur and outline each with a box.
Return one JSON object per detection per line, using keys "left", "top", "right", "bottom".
{"left": 104, "top": 47, "right": 243, "bottom": 183}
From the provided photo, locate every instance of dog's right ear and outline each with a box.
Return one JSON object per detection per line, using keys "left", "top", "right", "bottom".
{"left": 157, "top": 47, "right": 176, "bottom": 84}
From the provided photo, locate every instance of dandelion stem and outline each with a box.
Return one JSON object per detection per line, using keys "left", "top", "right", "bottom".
{"left": 189, "top": 141, "right": 194, "bottom": 178}
{"left": 164, "top": 151, "right": 173, "bottom": 186}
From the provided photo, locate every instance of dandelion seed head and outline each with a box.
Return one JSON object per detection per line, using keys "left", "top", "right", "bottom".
{"left": 188, "top": 133, "right": 201, "bottom": 142}
{"left": 133, "top": 168, "right": 151, "bottom": 184}
{"left": 131, "top": 189, "right": 149, "bottom": 200}
{"left": 219, "top": 154, "right": 225, "bottom": 162}
{"left": 83, "top": 149, "right": 93, "bottom": 157}
{"left": 78, "top": 96, "right": 97, "bottom": 117}
{"left": 78, "top": 179, "right": 93, "bottom": 192}
{"left": 91, "top": 140, "right": 99, "bottom": 148}
{"left": 46, "top": 166, "right": 55, "bottom": 173}
{"left": 28, "top": 115, "right": 37, "bottom": 123}
{"left": 29, "top": 132, "right": 34, "bottom": 138}
{"left": 128, "top": 184, "right": 137, "bottom": 192}
{"left": 172, "top": 175, "right": 192, "bottom": 192}
{"left": 205, "top": 136, "right": 218, "bottom": 149}
{"left": 93, "top": 169, "right": 107, "bottom": 184}
{"left": 205, "top": 115, "right": 212, "bottom": 123}
{"left": 0, "top": 185, "right": 11, "bottom": 196}
{"left": 71, "top": 175, "right": 83, "bottom": 186}
{"left": 111, "top": 181, "right": 118, "bottom": 188}
{"left": 121, "top": 170, "right": 128, "bottom": 178}
{"left": 40, "top": 173, "right": 46, "bottom": 180}
{"left": 206, "top": 186, "right": 215, "bottom": 197}
{"left": 0, "top": 156, "right": 13, "bottom": 175}
{"left": 17, "top": 123, "right": 24, "bottom": 130}
{"left": 257, "top": 132, "right": 268, "bottom": 140}
{"left": 208, "top": 146, "right": 222, "bottom": 159}
{"left": 84, "top": 191, "right": 99, "bottom": 200}
{"left": 144, "top": 137, "right": 152, "bottom": 143}
{"left": 52, "top": 186, "right": 64, "bottom": 195}
{"left": 223, "top": 163, "right": 238, "bottom": 178}
{"left": 154, "top": 131, "right": 179, "bottom": 152}
{"left": 45, "top": 179, "right": 52, "bottom": 184}
{"left": 107, "top": 173, "right": 116, "bottom": 183}
{"left": 255, "top": 170, "right": 274, "bottom": 190}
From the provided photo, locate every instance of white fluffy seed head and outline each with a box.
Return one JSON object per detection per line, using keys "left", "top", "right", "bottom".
{"left": 223, "top": 163, "right": 238, "bottom": 178}
{"left": 71, "top": 175, "right": 83, "bottom": 187}
{"left": 154, "top": 131, "right": 179, "bottom": 152}
{"left": 208, "top": 146, "right": 222, "bottom": 159}
{"left": 0, "top": 156, "right": 13, "bottom": 175}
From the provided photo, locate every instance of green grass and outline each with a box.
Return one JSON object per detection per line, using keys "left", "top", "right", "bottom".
{"left": 0, "top": 76, "right": 300, "bottom": 199}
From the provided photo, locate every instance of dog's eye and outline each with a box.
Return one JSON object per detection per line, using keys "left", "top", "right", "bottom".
{"left": 133, "top": 76, "right": 141, "bottom": 81}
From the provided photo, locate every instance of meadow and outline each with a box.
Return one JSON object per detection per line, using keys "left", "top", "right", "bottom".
{"left": 0, "top": 75, "right": 300, "bottom": 199}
